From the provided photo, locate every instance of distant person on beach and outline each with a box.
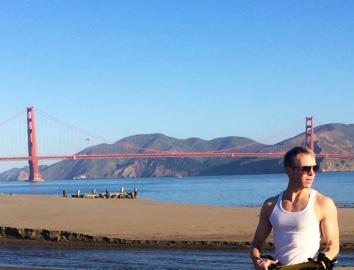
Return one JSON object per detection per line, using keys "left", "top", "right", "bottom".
{"left": 133, "top": 187, "right": 138, "bottom": 198}
{"left": 250, "top": 146, "right": 339, "bottom": 269}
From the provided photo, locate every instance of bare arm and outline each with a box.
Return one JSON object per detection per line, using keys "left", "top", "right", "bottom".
{"left": 318, "top": 195, "right": 340, "bottom": 260}
{"left": 250, "top": 198, "right": 277, "bottom": 269}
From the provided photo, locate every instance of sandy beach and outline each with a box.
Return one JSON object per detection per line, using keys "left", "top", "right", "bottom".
{"left": 0, "top": 194, "right": 258, "bottom": 243}
{"left": 0, "top": 195, "right": 354, "bottom": 270}
{"left": 0, "top": 194, "right": 353, "bottom": 247}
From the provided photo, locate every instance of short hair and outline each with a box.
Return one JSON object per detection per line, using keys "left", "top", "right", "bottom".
{"left": 283, "top": 146, "right": 315, "bottom": 168}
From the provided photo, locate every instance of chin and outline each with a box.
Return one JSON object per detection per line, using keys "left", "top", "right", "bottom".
{"left": 304, "top": 182, "right": 313, "bottom": 188}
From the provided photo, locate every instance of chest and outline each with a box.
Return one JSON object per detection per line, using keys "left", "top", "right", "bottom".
{"left": 270, "top": 203, "right": 319, "bottom": 231}
{"left": 282, "top": 199, "right": 308, "bottom": 212}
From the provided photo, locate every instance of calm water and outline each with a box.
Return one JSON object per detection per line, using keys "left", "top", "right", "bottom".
{"left": 0, "top": 248, "right": 249, "bottom": 270}
{"left": 0, "top": 172, "right": 353, "bottom": 207}
{"left": 0, "top": 247, "right": 353, "bottom": 269}
{"left": 0, "top": 172, "right": 353, "bottom": 268}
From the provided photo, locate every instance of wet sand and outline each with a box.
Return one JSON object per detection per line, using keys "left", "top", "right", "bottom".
{"left": 0, "top": 194, "right": 353, "bottom": 248}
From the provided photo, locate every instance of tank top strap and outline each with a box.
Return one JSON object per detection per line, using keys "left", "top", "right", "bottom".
{"left": 276, "top": 191, "right": 283, "bottom": 208}
{"left": 307, "top": 189, "right": 317, "bottom": 209}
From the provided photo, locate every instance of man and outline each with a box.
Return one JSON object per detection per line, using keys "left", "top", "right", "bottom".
{"left": 250, "top": 146, "right": 339, "bottom": 269}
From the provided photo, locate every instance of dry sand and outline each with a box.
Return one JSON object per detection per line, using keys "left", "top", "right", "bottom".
{"left": 0, "top": 194, "right": 353, "bottom": 244}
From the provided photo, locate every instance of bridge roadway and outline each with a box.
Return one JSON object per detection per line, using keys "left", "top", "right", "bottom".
{"left": 1, "top": 151, "right": 354, "bottom": 161}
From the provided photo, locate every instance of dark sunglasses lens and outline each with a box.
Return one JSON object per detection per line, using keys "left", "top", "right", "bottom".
{"left": 302, "top": 165, "right": 319, "bottom": 173}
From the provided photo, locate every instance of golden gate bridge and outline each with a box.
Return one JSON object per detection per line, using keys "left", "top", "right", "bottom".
{"left": 1, "top": 107, "right": 354, "bottom": 181}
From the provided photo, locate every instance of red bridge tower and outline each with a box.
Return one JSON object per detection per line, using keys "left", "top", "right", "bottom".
{"left": 27, "top": 106, "right": 41, "bottom": 181}
{"left": 305, "top": 116, "right": 314, "bottom": 151}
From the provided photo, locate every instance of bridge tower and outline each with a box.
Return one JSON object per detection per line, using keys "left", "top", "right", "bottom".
{"left": 305, "top": 116, "right": 314, "bottom": 151}
{"left": 27, "top": 106, "right": 41, "bottom": 181}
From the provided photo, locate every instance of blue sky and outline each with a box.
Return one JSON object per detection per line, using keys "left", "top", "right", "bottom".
{"left": 1, "top": 0, "right": 354, "bottom": 152}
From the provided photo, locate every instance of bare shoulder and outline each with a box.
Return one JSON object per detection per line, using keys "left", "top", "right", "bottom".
{"left": 315, "top": 191, "right": 336, "bottom": 208}
{"left": 261, "top": 195, "right": 278, "bottom": 217}
{"left": 315, "top": 191, "right": 337, "bottom": 220}
{"left": 264, "top": 195, "right": 277, "bottom": 207}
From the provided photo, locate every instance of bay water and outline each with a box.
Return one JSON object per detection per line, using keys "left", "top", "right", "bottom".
{"left": 0, "top": 172, "right": 353, "bottom": 269}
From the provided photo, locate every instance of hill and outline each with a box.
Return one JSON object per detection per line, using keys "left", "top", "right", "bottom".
{"left": 1, "top": 123, "right": 354, "bottom": 181}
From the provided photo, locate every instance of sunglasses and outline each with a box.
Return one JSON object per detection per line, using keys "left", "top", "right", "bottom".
{"left": 290, "top": 165, "right": 319, "bottom": 173}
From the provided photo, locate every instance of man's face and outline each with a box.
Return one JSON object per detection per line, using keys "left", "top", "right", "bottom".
{"left": 288, "top": 153, "right": 317, "bottom": 188}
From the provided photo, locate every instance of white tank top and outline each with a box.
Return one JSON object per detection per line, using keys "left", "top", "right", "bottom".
{"left": 269, "top": 189, "right": 321, "bottom": 265}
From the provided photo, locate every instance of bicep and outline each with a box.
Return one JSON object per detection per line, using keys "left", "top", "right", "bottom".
{"left": 320, "top": 198, "right": 339, "bottom": 249}
{"left": 252, "top": 202, "right": 273, "bottom": 246}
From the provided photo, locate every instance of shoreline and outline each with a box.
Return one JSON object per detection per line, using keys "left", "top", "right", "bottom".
{"left": 0, "top": 194, "right": 353, "bottom": 251}
{"left": 1, "top": 226, "right": 354, "bottom": 252}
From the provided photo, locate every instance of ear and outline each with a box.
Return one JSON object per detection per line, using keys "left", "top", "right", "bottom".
{"left": 284, "top": 166, "right": 292, "bottom": 175}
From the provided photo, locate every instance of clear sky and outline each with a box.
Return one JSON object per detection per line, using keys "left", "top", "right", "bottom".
{"left": 1, "top": 0, "right": 354, "bottom": 148}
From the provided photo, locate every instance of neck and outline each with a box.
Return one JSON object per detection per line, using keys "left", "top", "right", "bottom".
{"left": 284, "top": 186, "right": 311, "bottom": 201}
